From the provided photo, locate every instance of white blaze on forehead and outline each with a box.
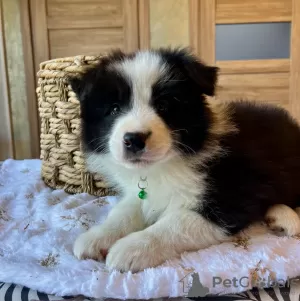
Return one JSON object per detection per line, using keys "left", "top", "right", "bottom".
{"left": 112, "top": 51, "right": 167, "bottom": 108}
{"left": 107, "top": 51, "right": 172, "bottom": 163}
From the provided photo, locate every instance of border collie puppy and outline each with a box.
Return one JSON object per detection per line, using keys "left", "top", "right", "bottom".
{"left": 70, "top": 48, "right": 300, "bottom": 272}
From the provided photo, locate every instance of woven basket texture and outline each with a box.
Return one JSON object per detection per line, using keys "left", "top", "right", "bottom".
{"left": 37, "top": 55, "right": 115, "bottom": 196}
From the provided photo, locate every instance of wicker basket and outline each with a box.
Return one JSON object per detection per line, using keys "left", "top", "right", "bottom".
{"left": 37, "top": 55, "right": 115, "bottom": 196}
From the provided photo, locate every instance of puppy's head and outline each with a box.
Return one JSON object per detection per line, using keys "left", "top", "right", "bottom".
{"left": 69, "top": 48, "right": 218, "bottom": 169}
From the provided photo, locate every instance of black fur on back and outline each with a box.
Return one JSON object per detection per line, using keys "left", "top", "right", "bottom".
{"left": 200, "top": 101, "right": 300, "bottom": 234}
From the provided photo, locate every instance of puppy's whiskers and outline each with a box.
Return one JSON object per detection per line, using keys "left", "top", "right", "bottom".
{"left": 174, "top": 141, "right": 196, "bottom": 155}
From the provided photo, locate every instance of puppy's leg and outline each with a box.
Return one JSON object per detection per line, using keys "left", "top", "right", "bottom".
{"left": 106, "top": 209, "right": 229, "bottom": 272}
{"left": 265, "top": 204, "right": 300, "bottom": 236}
{"left": 74, "top": 198, "right": 145, "bottom": 260}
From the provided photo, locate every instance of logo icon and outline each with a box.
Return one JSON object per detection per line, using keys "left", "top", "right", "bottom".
{"left": 180, "top": 271, "right": 210, "bottom": 297}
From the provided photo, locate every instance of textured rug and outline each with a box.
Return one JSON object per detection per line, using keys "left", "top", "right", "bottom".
{"left": 0, "top": 159, "right": 300, "bottom": 300}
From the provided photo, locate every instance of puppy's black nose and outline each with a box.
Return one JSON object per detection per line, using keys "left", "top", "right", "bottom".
{"left": 123, "top": 132, "right": 151, "bottom": 154}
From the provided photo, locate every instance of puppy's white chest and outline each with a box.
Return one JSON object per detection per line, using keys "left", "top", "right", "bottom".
{"left": 112, "top": 158, "right": 205, "bottom": 224}
{"left": 141, "top": 189, "right": 171, "bottom": 225}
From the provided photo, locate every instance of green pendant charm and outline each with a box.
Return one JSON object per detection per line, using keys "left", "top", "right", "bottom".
{"left": 138, "top": 189, "right": 147, "bottom": 199}
{"left": 138, "top": 176, "right": 148, "bottom": 200}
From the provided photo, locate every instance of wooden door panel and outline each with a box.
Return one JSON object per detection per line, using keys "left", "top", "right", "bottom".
{"left": 217, "top": 59, "right": 290, "bottom": 75}
{"left": 47, "top": 0, "right": 123, "bottom": 29}
{"left": 217, "top": 73, "right": 290, "bottom": 105}
{"left": 49, "top": 28, "right": 124, "bottom": 58}
{"left": 290, "top": 0, "right": 300, "bottom": 120}
{"left": 47, "top": 14, "right": 123, "bottom": 29}
{"left": 216, "top": 0, "right": 292, "bottom": 23}
{"left": 46, "top": 0, "right": 123, "bottom": 18}
{"left": 30, "top": 0, "right": 49, "bottom": 74}
{"left": 30, "top": 0, "right": 138, "bottom": 72}
{"left": 189, "top": 0, "right": 298, "bottom": 116}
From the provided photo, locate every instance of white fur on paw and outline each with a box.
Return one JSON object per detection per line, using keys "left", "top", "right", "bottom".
{"left": 106, "top": 231, "right": 167, "bottom": 273}
{"left": 265, "top": 204, "right": 300, "bottom": 236}
{"left": 73, "top": 226, "right": 122, "bottom": 261}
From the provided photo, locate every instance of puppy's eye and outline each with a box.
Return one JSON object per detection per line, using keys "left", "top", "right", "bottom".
{"left": 157, "top": 103, "right": 167, "bottom": 112}
{"left": 157, "top": 99, "right": 169, "bottom": 112}
{"left": 109, "top": 104, "right": 120, "bottom": 116}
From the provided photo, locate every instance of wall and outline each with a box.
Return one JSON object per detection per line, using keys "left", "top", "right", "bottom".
{"left": 149, "top": 0, "right": 189, "bottom": 48}
{"left": 3, "top": 0, "right": 31, "bottom": 159}
{"left": 0, "top": 0, "right": 13, "bottom": 160}
{"left": 0, "top": 0, "right": 32, "bottom": 160}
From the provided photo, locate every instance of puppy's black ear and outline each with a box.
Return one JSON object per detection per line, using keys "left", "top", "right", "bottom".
{"left": 183, "top": 57, "right": 219, "bottom": 96}
{"left": 68, "top": 64, "right": 100, "bottom": 101}
{"left": 160, "top": 48, "right": 219, "bottom": 96}
{"left": 68, "top": 76, "right": 84, "bottom": 100}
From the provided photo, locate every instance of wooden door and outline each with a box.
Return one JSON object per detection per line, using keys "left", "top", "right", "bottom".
{"left": 30, "top": 0, "right": 139, "bottom": 74}
{"left": 190, "top": 0, "right": 300, "bottom": 120}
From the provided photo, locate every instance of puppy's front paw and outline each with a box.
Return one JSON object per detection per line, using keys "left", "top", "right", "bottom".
{"left": 265, "top": 204, "right": 300, "bottom": 236}
{"left": 73, "top": 226, "right": 122, "bottom": 261}
{"left": 106, "top": 231, "right": 167, "bottom": 273}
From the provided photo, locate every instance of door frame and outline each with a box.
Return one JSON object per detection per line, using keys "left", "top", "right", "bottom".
{"left": 0, "top": 0, "right": 14, "bottom": 160}
{"left": 20, "top": 0, "right": 40, "bottom": 158}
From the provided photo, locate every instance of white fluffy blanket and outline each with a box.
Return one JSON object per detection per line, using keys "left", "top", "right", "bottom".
{"left": 1, "top": 159, "right": 300, "bottom": 299}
